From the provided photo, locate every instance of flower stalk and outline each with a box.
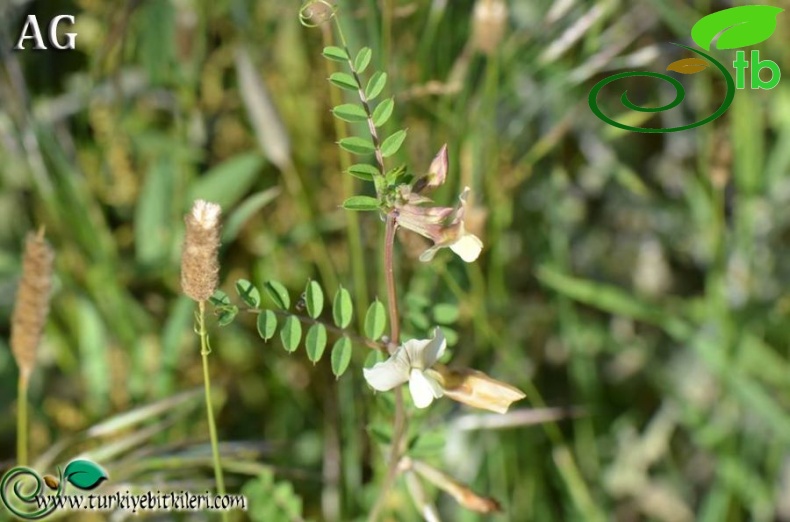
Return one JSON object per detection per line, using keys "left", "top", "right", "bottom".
{"left": 180, "top": 200, "right": 228, "bottom": 522}
{"left": 367, "top": 214, "right": 407, "bottom": 522}
{"left": 384, "top": 215, "right": 399, "bottom": 351}
{"left": 11, "top": 228, "right": 54, "bottom": 467}
{"left": 198, "top": 300, "right": 228, "bottom": 509}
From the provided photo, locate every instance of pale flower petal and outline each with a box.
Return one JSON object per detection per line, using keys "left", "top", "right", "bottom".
{"left": 419, "top": 245, "right": 441, "bottom": 262}
{"left": 420, "top": 328, "right": 446, "bottom": 368}
{"left": 363, "top": 349, "right": 410, "bottom": 391}
{"left": 451, "top": 187, "right": 472, "bottom": 224}
{"left": 449, "top": 234, "right": 483, "bottom": 262}
{"left": 402, "top": 329, "right": 445, "bottom": 369}
{"left": 409, "top": 369, "right": 444, "bottom": 408}
{"left": 401, "top": 337, "right": 428, "bottom": 369}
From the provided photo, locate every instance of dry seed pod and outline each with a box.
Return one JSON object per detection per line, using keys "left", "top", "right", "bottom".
{"left": 10, "top": 230, "right": 54, "bottom": 385}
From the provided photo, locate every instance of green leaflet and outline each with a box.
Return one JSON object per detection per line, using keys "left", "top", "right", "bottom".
{"left": 380, "top": 130, "right": 407, "bottom": 158}
{"left": 365, "top": 71, "right": 387, "bottom": 100}
{"left": 329, "top": 72, "right": 359, "bottom": 91}
{"left": 280, "top": 316, "right": 302, "bottom": 353}
{"left": 354, "top": 47, "right": 373, "bottom": 73}
{"left": 305, "top": 280, "right": 324, "bottom": 319}
{"left": 338, "top": 137, "right": 376, "bottom": 155}
{"left": 364, "top": 300, "right": 387, "bottom": 341}
{"left": 235, "top": 279, "right": 261, "bottom": 308}
{"left": 305, "top": 324, "right": 328, "bottom": 363}
{"left": 372, "top": 97, "right": 395, "bottom": 127}
{"left": 256, "top": 310, "right": 277, "bottom": 341}
{"left": 342, "top": 196, "right": 379, "bottom": 211}
{"left": 333, "top": 287, "right": 353, "bottom": 328}
{"left": 332, "top": 104, "right": 368, "bottom": 123}
{"left": 347, "top": 163, "right": 379, "bottom": 181}
{"left": 322, "top": 46, "right": 348, "bottom": 62}
{"left": 331, "top": 336, "right": 353, "bottom": 378}
{"left": 264, "top": 280, "right": 290, "bottom": 310}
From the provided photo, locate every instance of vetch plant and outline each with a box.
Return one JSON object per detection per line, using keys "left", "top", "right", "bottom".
{"left": 202, "top": 3, "right": 524, "bottom": 519}
{"left": 201, "top": 2, "right": 525, "bottom": 519}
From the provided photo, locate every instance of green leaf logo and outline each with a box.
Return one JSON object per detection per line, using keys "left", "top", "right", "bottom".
{"left": 691, "top": 5, "right": 784, "bottom": 51}
{"left": 63, "top": 460, "right": 108, "bottom": 491}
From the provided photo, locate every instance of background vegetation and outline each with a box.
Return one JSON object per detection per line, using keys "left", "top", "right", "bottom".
{"left": 1, "top": 0, "right": 790, "bottom": 520}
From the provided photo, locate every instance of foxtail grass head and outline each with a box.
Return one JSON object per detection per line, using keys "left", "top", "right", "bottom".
{"left": 471, "top": 0, "right": 508, "bottom": 56}
{"left": 11, "top": 230, "right": 54, "bottom": 386}
{"left": 181, "top": 200, "right": 222, "bottom": 303}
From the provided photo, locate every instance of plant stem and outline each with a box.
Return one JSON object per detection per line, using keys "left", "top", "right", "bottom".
{"left": 367, "top": 214, "right": 406, "bottom": 522}
{"left": 198, "top": 300, "right": 228, "bottom": 522}
{"left": 383, "top": 215, "right": 399, "bottom": 349}
{"left": 17, "top": 375, "right": 28, "bottom": 467}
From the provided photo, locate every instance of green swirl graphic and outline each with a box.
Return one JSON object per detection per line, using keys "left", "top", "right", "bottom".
{"left": 588, "top": 44, "right": 735, "bottom": 133}
{"left": 1, "top": 467, "right": 62, "bottom": 520}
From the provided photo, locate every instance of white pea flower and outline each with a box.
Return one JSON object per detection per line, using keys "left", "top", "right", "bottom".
{"left": 363, "top": 327, "right": 527, "bottom": 413}
{"left": 363, "top": 328, "right": 447, "bottom": 409}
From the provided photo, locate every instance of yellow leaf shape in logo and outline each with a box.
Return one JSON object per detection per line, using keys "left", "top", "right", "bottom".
{"left": 666, "top": 58, "right": 709, "bottom": 74}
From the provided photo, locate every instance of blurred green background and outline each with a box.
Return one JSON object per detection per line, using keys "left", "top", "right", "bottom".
{"left": 2, "top": 0, "right": 790, "bottom": 520}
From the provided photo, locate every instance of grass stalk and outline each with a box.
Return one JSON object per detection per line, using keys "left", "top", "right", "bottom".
{"left": 17, "top": 376, "right": 29, "bottom": 467}
{"left": 198, "top": 301, "right": 228, "bottom": 522}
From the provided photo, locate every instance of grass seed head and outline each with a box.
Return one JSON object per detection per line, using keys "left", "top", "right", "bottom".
{"left": 11, "top": 230, "right": 54, "bottom": 385}
{"left": 181, "top": 200, "right": 222, "bottom": 303}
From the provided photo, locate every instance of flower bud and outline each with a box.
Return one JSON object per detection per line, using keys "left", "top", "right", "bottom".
{"left": 413, "top": 144, "right": 448, "bottom": 193}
